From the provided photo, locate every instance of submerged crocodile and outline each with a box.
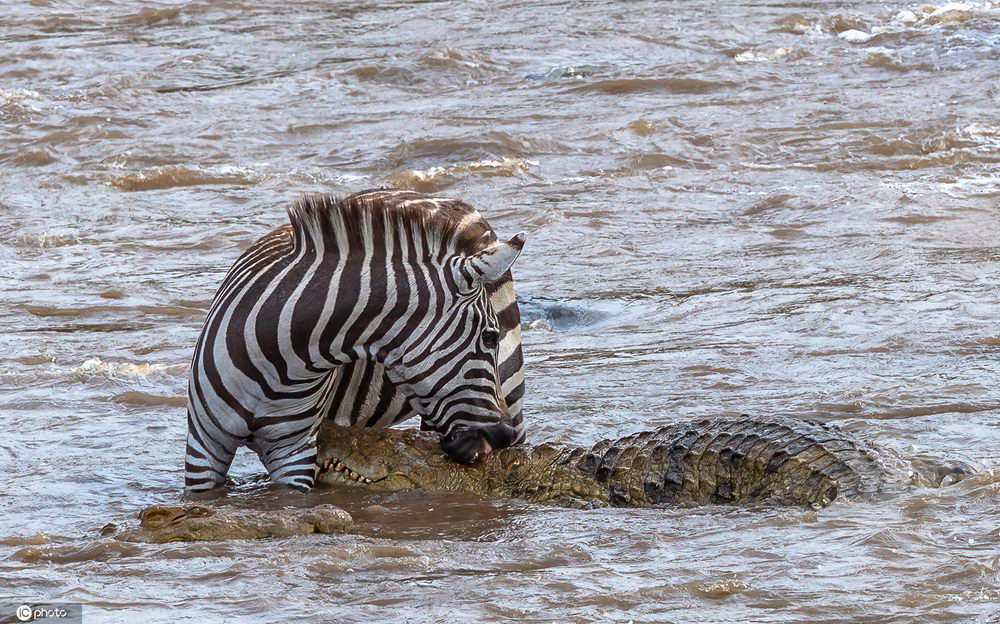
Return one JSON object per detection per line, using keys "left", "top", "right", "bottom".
{"left": 106, "top": 504, "right": 353, "bottom": 543}
{"left": 316, "top": 416, "right": 971, "bottom": 508}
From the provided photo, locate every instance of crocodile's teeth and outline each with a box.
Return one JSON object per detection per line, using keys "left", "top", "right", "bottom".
{"left": 361, "top": 477, "right": 371, "bottom": 483}
{"left": 335, "top": 462, "right": 346, "bottom": 471}
{"left": 349, "top": 471, "right": 359, "bottom": 481}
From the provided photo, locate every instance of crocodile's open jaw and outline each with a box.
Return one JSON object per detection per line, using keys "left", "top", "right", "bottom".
{"left": 315, "top": 424, "right": 460, "bottom": 491}
{"left": 318, "top": 455, "right": 382, "bottom": 484}
{"left": 316, "top": 425, "right": 419, "bottom": 489}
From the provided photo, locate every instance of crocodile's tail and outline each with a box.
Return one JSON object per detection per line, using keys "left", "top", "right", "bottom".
{"left": 573, "top": 416, "right": 935, "bottom": 508}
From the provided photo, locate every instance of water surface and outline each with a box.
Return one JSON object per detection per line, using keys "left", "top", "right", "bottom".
{"left": 1, "top": 1, "right": 999, "bottom": 622}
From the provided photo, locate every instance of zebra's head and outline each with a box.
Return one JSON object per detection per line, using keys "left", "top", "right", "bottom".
{"left": 284, "top": 191, "right": 527, "bottom": 467}
{"left": 390, "top": 227, "right": 526, "bottom": 465}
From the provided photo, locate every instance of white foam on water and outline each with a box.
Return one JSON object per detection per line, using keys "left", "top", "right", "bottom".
{"left": 0, "top": 358, "right": 188, "bottom": 387}
{"left": 839, "top": 29, "right": 876, "bottom": 42}
{"left": 70, "top": 357, "right": 187, "bottom": 380}
{"left": 389, "top": 157, "right": 540, "bottom": 187}
{"left": 734, "top": 48, "right": 792, "bottom": 63}
{"left": 0, "top": 88, "right": 46, "bottom": 115}
{"left": 929, "top": 2, "right": 976, "bottom": 16}
{"left": 962, "top": 123, "right": 1000, "bottom": 139}
{"left": 900, "top": 1, "right": 1000, "bottom": 24}
{"left": 0, "top": 88, "right": 42, "bottom": 104}
{"left": 939, "top": 174, "right": 1000, "bottom": 198}
{"left": 105, "top": 164, "right": 264, "bottom": 191}
{"left": 9, "top": 232, "right": 80, "bottom": 248}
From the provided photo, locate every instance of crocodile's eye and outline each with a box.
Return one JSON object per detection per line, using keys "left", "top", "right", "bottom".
{"left": 481, "top": 329, "right": 499, "bottom": 350}
{"left": 186, "top": 505, "right": 212, "bottom": 517}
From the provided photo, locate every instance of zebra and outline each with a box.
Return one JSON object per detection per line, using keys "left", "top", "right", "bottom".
{"left": 184, "top": 189, "right": 526, "bottom": 492}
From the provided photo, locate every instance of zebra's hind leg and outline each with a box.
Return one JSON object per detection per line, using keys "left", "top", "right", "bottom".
{"left": 184, "top": 430, "right": 239, "bottom": 493}
{"left": 254, "top": 433, "right": 320, "bottom": 493}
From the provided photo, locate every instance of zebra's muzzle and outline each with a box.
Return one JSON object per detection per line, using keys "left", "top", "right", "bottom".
{"left": 440, "top": 423, "right": 517, "bottom": 465}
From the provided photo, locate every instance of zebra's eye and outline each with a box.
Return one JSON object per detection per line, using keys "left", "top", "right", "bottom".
{"left": 481, "top": 329, "right": 500, "bottom": 350}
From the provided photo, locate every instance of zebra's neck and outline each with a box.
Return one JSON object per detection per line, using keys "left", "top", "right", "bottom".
{"left": 247, "top": 220, "right": 464, "bottom": 390}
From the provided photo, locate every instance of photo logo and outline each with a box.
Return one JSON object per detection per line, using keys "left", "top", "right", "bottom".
{"left": 9, "top": 604, "right": 76, "bottom": 622}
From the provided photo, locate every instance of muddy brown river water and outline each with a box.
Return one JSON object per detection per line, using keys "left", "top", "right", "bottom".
{"left": 1, "top": 1, "right": 999, "bottom": 622}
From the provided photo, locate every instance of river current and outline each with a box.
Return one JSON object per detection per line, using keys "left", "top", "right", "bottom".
{"left": 1, "top": 1, "right": 999, "bottom": 622}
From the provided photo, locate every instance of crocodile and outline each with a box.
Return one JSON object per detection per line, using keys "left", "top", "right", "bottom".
{"left": 106, "top": 503, "right": 353, "bottom": 543}
{"left": 316, "top": 416, "right": 972, "bottom": 508}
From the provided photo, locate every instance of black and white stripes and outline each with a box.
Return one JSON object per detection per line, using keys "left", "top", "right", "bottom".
{"left": 184, "top": 189, "right": 526, "bottom": 492}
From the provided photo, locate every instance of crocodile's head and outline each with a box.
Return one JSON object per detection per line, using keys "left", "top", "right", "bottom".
{"left": 110, "top": 503, "right": 220, "bottom": 543}
{"left": 316, "top": 424, "right": 463, "bottom": 491}
{"left": 107, "top": 503, "right": 353, "bottom": 543}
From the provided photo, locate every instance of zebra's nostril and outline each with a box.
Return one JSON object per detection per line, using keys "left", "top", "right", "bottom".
{"left": 440, "top": 423, "right": 516, "bottom": 465}
{"left": 480, "top": 423, "right": 516, "bottom": 451}
{"left": 440, "top": 427, "right": 490, "bottom": 465}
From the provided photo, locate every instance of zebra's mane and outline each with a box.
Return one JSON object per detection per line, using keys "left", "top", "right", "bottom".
{"left": 286, "top": 190, "right": 495, "bottom": 258}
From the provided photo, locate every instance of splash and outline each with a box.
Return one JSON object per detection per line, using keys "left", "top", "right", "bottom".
{"left": 734, "top": 48, "right": 793, "bottom": 63}
{"left": 70, "top": 358, "right": 186, "bottom": 380}
{"left": 387, "top": 157, "right": 539, "bottom": 193}
{"left": 107, "top": 164, "right": 262, "bottom": 191}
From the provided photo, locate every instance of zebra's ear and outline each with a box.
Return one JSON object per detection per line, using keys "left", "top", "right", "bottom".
{"left": 467, "top": 232, "right": 526, "bottom": 285}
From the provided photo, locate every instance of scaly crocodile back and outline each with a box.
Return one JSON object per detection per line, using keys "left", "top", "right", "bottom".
{"left": 573, "top": 416, "right": 919, "bottom": 507}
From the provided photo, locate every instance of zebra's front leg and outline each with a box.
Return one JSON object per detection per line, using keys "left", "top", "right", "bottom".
{"left": 255, "top": 433, "right": 321, "bottom": 493}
